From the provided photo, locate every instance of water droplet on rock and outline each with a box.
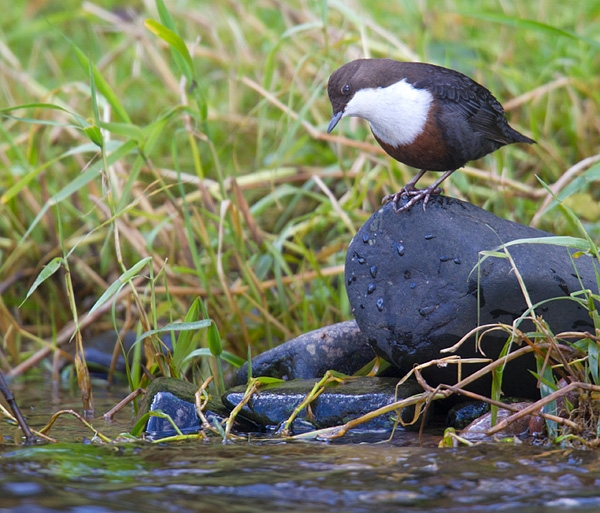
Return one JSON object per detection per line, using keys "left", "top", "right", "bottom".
{"left": 354, "top": 251, "right": 366, "bottom": 265}
{"left": 396, "top": 243, "right": 405, "bottom": 256}
{"left": 454, "top": 257, "right": 461, "bottom": 265}
{"left": 367, "top": 282, "right": 377, "bottom": 294}
{"left": 419, "top": 305, "right": 437, "bottom": 316}
{"left": 439, "top": 255, "right": 452, "bottom": 262}
{"left": 370, "top": 265, "right": 377, "bottom": 278}
{"left": 376, "top": 298, "right": 384, "bottom": 311}
{"left": 424, "top": 234, "right": 435, "bottom": 240}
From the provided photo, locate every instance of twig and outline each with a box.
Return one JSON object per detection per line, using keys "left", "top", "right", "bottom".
{"left": 103, "top": 388, "right": 145, "bottom": 421}
{"left": 223, "top": 379, "right": 259, "bottom": 440}
{"left": 486, "top": 382, "right": 597, "bottom": 435}
{"left": 39, "top": 409, "right": 112, "bottom": 443}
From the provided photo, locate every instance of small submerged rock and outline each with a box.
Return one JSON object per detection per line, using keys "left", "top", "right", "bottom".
{"left": 223, "top": 376, "right": 424, "bottom": 433}
{"left": 140, "top": 376, "right": 425, "bottom": 438}
{"left": 139, "top": 377, "right": 257, "bottom": 439}
{"left": 446, "top": 401, "right": 491, "bottom": 430}
{"left": 459, "top": 402, "right": 543, "bottom": 442}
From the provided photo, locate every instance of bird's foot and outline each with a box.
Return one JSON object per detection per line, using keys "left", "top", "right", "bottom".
{"left": 382, "top": 184, "right": 443, "bottom": 213}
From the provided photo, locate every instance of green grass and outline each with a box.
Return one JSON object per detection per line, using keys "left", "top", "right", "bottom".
{"left": 0, "top": 0, "right": 599, "bottom": 405}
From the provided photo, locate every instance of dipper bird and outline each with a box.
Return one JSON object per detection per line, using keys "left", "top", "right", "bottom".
{"left": 326, "top": 59, "right": 535, "bottom": 212}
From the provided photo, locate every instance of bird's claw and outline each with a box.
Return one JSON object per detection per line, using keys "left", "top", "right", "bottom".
{"left": 382, "top": 185, "right": 443, "bottom": 213}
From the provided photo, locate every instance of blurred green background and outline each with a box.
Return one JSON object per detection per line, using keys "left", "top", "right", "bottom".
{"left": 0, "top": 0, "right": 598, "bottom": 388}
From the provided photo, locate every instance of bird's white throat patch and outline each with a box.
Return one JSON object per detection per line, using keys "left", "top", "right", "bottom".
{"left": 343, "top": 79, "right": 433, "bottom": 147}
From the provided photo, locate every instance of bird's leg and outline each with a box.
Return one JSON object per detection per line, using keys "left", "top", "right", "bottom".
{"left": 382, "top": 169, "right": 428, "bottom": 199}
{"left": 398, "top": 169, "right": 428, "bottom": 196}
{"left": 382, "top": 169, "right": 456, "bottom": 213}
{"left": 381, "top": 169, "right": 427, "bottom": 206}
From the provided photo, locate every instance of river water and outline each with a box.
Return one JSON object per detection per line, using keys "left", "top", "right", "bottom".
{"left": 1, "top": 378, "right": 600, "bottom": 512}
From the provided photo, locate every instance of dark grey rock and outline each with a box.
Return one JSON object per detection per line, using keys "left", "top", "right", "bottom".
{"left": 145, "top": 390, "right": 201, "bottom": 439}
{"left": 223, "top": 377, "right": 424, "bottom": 433}
{"left": 235, "top": 321, "right": 376, "bottom": 385}
{"left": 347, "top": 195, "right": 597, "bottom": 398}
{"left": 139, "top": 377, "right": 256, "bottom": 439}
{"left": 446, "top": 401, "right": 491, "bottom": 429}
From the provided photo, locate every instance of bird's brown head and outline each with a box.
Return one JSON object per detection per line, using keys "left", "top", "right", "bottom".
{"left": 326, "top": 60, "right": 365, "bottom": 133}
{"left": 326, "top": 59, "right": 412, "bottom": 134}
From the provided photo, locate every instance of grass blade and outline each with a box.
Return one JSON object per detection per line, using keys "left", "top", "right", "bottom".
{"left": 87, "top": 257, "right": 153, "bottom": 317}
{"left": 144, "top": 19, "right": 194, "bottom": 82}
{"left": 20, "top": 257, "right": 64, "bottom": 305}
{"left": 68, "top": 38, "right": 131, "bottom": 124}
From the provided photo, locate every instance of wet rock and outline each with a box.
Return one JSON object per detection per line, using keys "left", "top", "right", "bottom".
{"left": 446, "top": 401, "right": 491, "bottom": 429}
{"left": 459, "top": 402, "right": 542, "bottom": 442}
{"left": 144, "top": 391, "right": 201, "bottom": 439}
{"left": 235, "top": 321, "right": 377, "bottom": 385}
{"left": 346, "top": 196, "right": 598, "bottom": 398}
{"left": 223, "top": 377, "right": 424, "bottom": 433}
{"left": 139, "top": 377, "right": 256, "bottom": 439}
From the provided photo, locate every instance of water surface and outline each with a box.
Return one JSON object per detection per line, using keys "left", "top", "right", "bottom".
{"left": 1, "top": 379, "right": 599, "bottom": 512}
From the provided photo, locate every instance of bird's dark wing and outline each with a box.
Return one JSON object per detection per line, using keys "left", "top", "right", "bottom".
{"left": 467, "top": 105, "right": 514, "bottom": 144}
{"left": 412, "top": 70, "right": 511, "bottom": 144}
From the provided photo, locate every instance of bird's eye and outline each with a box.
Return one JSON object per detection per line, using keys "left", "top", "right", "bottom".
{"left": 342, "top": 84, "right": 351, "bottom": 94}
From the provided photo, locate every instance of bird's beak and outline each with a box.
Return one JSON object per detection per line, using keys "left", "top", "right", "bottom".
{"left": 327, "top": 110, "right": 344, "bottom": 133}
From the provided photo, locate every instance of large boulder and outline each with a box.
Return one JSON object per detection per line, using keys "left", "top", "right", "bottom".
{"left": 346, "top": 195, "right": 597, "bottom": 398}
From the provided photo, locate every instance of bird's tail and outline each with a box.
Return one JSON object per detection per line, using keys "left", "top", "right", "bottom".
{"left": 508, "top": 125, "right": 535, "bottom": 145}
